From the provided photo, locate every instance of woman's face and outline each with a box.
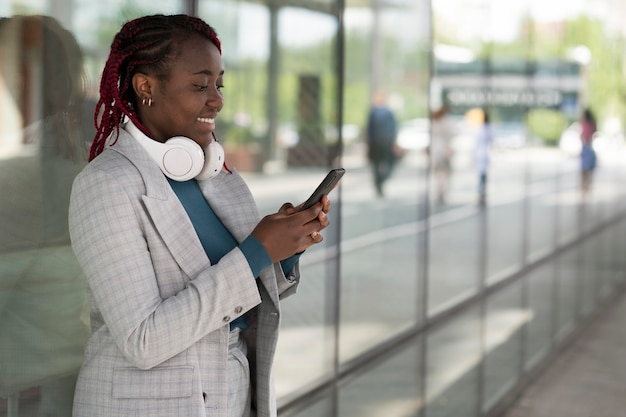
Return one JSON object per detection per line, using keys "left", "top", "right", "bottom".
{"left": 138, "top": 34, "right": 224, "bottom": 148}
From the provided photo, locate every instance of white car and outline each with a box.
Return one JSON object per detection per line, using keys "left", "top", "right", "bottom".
{"left": 396, "top": 118, "right": 430, "bottom": 150}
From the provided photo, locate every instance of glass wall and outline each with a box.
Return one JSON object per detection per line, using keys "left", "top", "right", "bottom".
{"left": 1, "top": 1, "right": 626, "bottom": 416}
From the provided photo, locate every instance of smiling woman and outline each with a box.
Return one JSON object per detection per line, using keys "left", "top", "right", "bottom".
{"left": 131, "top": 34, "right": 224, "bottom": 148}
{"left": 68, "top": 13, "right": 333, "bottom": 417}
{"left": 88, "top": 15, "right": 223, "bottom": 159}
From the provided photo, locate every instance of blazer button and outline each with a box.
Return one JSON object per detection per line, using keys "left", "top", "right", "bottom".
{"left": 234, "top": 306, "right": 243, "bottom": 314}
{"left": 222, "top": 316, "right": 231, "bottom": 323}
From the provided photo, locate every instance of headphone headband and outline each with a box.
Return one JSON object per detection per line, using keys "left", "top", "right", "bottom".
{"left": 124, "top": 120, "right": 224, "bottom": 181}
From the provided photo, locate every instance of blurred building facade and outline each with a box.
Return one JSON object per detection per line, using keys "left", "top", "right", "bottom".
{"left": 1, "top": 1, "right": 626, "bottom": 416}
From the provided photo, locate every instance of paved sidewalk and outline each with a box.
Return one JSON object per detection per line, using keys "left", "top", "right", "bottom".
{"left": 503, "top": 291, "right": 626, "bottom": 417}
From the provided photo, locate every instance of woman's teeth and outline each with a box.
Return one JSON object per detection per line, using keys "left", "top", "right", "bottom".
{"left": 197, "top": 117, "right": 214, "bottom": 124}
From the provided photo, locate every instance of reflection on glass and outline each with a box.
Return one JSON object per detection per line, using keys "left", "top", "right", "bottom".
{"left": 611, "top": 221, "right": 626, "bottom": 287}
{"left": 578, "top": 235, "right": 600, "bottom": 318}
{"left": 0, "top": 14, "right": 90, "bottom": 415}
{"left": 284, "top": 395, "right": 332, "bottom": 417}
{"left": 426, "top": 307, "right": 480, "bottom": 417}
{"left": 275, "top": 261, "right": 335, "bottom": 399}
{"left": 483, "top": 283, "right": 523, "bottom": 413}
{"left": 200, "top": 0, "right": 343, "bottom": 402}
{"left": 556, "top": 247, "right": 578, "bottom": 341}
{"left": 486, "top": 202, "right": 524, "bottom": 283}
{"left": 527, "top": 172, "right": 558, "bottom": 262}
{"left": 339, "top": 0, "right": 426, "bottom": 365}
{"left": 340, "top": 233, "right": 419, "bottom": 362}
{"left": 597, "top": 231, "right": 614, "bottom": 301}
{"left": 618, "top": 221, "right": 626, "bottom": 286}
{"left": 338, "top": 343, "right": 422, "bottom": 417}
{"left": 428, "top": 218, "right": 481, "bottom": 315}
{"left": 557, "top": 161, "right": 580, "bottom": 246}
{"left": 0, "top": 1, "right": 624, "bottom": 416}
{"left": 525, "top": 262, "right": 555, "bottom": 369}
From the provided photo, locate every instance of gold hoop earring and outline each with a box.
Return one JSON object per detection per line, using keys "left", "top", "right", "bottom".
{"left": 148, "top": 98, "right": 153, "bottom": 107}
{"left": 142, "top": 97, "right": 153, "bottom": 107}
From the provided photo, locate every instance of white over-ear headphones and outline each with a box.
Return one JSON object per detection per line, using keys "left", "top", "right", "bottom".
{"left": 124, "top": 120, "right": 224, "bottom": 181}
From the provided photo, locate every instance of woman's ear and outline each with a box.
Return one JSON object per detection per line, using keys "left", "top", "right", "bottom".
{"left": 131, "top": 72, "right": 154, "bottom": 99}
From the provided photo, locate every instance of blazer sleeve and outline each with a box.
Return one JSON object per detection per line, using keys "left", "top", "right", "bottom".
{"left": 69, "top": 166, "right": 262, "bottom": 370}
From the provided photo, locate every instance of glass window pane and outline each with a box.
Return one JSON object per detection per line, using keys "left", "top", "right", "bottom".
{"left": 611, "top": 220, "right": 626, "bottom": 286}
{"left": 527, "top": 149, "right": 559, "bottom": 262}
{"left": 597, "top": 231, "right": 615, "bottom": 301}
{"left": 338, "top": 343, "right": 422, "bottom": 417}
{"left": 199, "top": 0, "right": 342, "bottom": 401}
{"left": 274, "top": 260, "right": 336, "bottom": 398}
{"left": 557, "top": 161, "right": 580, "bottom": 246}
{"left": 525, "top": 262, "right": 555, "bottom": 369}
{"left": 556, "top": 247, "right": 578, "bottom": 341}
{"left": 426, "top": 307, "right": 481, "bottom": 417}
{"left": 0, "top": 12, "right": 92, "bottom": 415}
{"left": 339, "top": 0, "right": 429, "bottom": 362}
{"left": 281, "top": 393, "right": 333, "bottom": 417}
{"left": 579, "top": 235, "right": 601, "bottom": 317}
{"left": 486, "top": 201, "right": 524, "bottom": 284}
{"left": 340, "top": 233, "right": 419, "bottom": 362}
{"left": 0, "top": 1, "right": 200, "bottom": 411}
{"left": 483, "top": 283, "right": 523, "bottom": 413}
{"left": 428, "top": 217, "right": 481, "bottom": 315}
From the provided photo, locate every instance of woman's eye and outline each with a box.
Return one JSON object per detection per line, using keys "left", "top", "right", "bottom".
{"left": 217, "top": 85, "right": 224, "bottom": 91}
{"left": 196, "top": 85, "right": 208, "bottom": 91}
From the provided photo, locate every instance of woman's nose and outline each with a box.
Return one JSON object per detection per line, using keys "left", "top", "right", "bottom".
{"left": 207, "top": 89, "right": 224, "bottom": 110}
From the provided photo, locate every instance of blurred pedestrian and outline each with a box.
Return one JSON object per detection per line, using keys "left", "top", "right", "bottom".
{"left": 68, "top": 14, "right": 332, "bottom": 417}
{"left": 580, "top": 107, "right": 597, "bottom": 200}
{"left": 474, "top": 109, "right": 493, "bottom": 206}
{"left": 366, "top": 90, "right": 398, "bottom": 197}
{"left": 430, "top": 104, "right": 456, "bottom": 204}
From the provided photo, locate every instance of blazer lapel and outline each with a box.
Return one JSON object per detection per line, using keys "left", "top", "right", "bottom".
{"left": 197, "top": 169, "right": 259, "bottom": 244}
{"left": 108, "top": 130, "right": 210, "bottom": 280}
{"left": 142, "top": 192, "right": 210, "bottom": 280}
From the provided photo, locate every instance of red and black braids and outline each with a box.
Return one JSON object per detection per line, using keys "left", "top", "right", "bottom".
{"left": 88, "top": 14, "right": 222, "bottom": 161}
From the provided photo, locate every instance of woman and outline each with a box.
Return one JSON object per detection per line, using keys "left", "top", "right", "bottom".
{"left": 580, "top": 108, "right": 597, "bottom": 199}
{"left": 430, "top": 104, "right": 455, "bottom": 204}
{"left": 68, "top": 14, "right": 331, "bottom": 417}
{"left": 474, "top": 109, "right": 493, "bottom": 206}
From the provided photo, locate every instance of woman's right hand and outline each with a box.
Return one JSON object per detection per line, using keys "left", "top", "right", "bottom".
{"left": 251, "top": 202, "right": 327, "bottom": 262}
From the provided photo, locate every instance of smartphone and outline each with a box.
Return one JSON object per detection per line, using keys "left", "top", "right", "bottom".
{"left": 300, "top": 168, "right": 345, "bottom": 211}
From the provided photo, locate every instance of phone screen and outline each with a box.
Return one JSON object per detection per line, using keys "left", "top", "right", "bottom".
{"left": 300, "top": 168, "right": 345, "bottom": 211}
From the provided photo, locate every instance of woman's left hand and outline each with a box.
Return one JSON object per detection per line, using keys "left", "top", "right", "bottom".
{"left": 279, "top": 195, "right": 331, "bottom": 240}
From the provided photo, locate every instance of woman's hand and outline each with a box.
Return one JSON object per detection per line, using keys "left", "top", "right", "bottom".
{"left": 252, "top": 195, "right": 331, "bottom": 262}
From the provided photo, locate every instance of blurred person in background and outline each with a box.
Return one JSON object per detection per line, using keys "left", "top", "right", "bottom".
{"left": 366, "top": 90, "right": 398, "bottom": 197}
{"left": 430, "top": 104, "right": 455, "bottom": 205}
{"left": 579, "top": 107, "right": 597, "bottom": 200}
{"left": 0, "top": 14, "right": 91, "bottom": 416}
{"left": 474, "top": 109, "right": 493, "bottom": 206}
{"left": 68, "top": 14, "right": 332, "bottom": 417}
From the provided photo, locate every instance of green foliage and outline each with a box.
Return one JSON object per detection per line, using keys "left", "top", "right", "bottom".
{"left": 526, "top": 109, "right": 567, "bottom": 146}
{"left": 97, "top": 4, "right": 153, "bottom": 49}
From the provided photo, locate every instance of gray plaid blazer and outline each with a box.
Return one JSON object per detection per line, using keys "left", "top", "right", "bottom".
{"left": 68, "top": 128, "right": 299, "bottom": 417}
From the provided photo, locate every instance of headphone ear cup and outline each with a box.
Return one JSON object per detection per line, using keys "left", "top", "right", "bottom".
{"left": 195, "top": 140, "right": 225, "bottom": 180}
{"left": 160, "top": 137, "right": 205, "bottom": 181}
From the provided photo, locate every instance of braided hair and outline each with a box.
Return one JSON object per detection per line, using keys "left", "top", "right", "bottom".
{"left": 89, "top": 14, "right": 221, "bottom": 161}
